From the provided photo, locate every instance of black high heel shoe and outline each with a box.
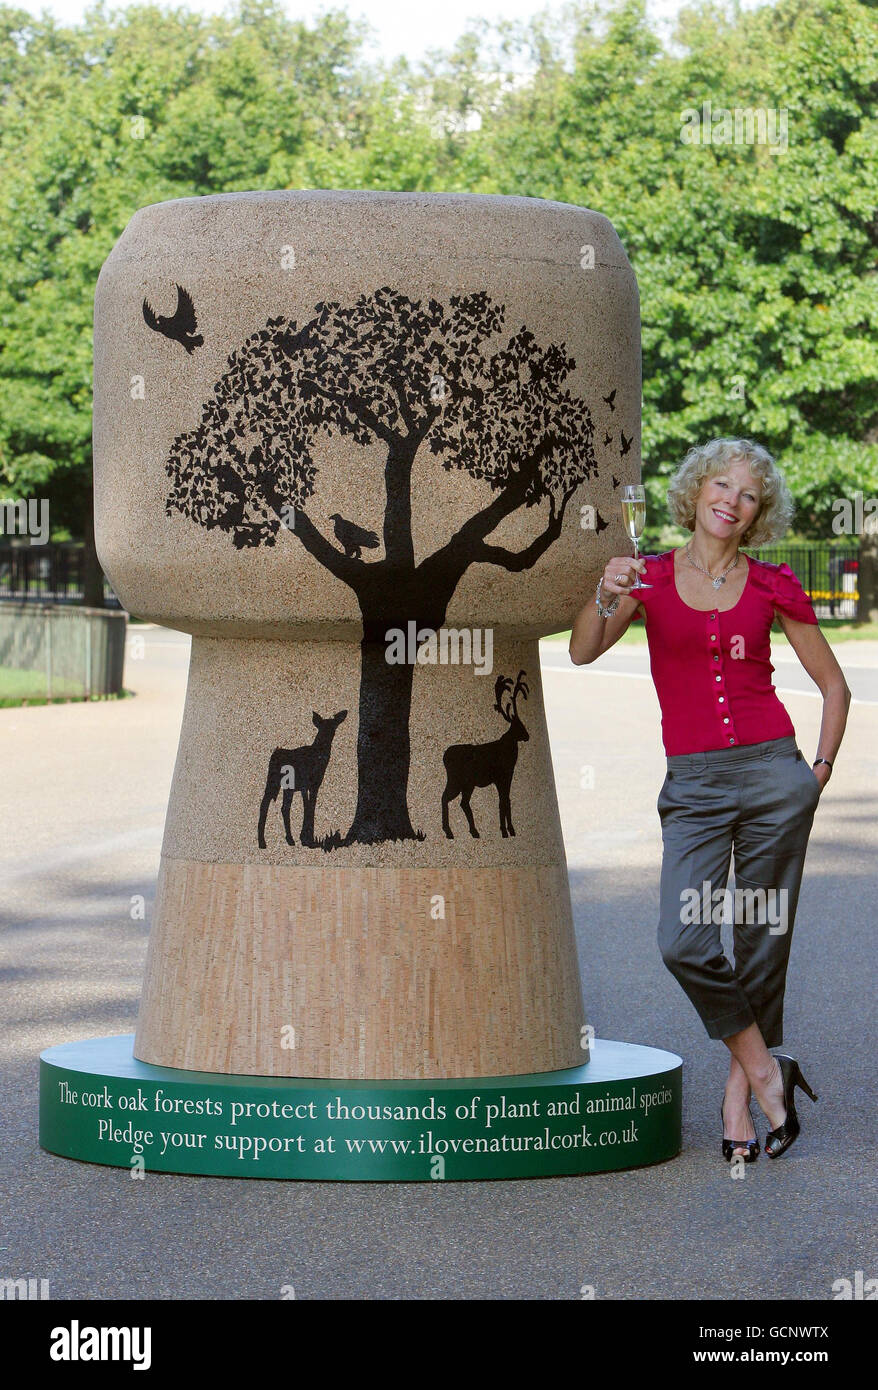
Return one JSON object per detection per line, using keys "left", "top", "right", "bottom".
{"left": 763, "top": 1054, "right": 818, "bottom": 1159}
{"left": 720, "top": 1098, "right": 759, "bottom": 1162}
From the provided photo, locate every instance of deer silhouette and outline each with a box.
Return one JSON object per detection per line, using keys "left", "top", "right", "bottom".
{"left": 257, "top": 709, "right": 347, "bottom": 849}
{"left": 441, "top": 671, "right": 529, "bottom": 839}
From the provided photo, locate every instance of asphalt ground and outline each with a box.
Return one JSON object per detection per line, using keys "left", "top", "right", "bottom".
{"left": 1, "top": 626, "right": 875, "bottom": 1300}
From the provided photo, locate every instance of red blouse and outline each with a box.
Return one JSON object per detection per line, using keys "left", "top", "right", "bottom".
{"left": 632, "top": 549, "right": 819, "bottom": 755}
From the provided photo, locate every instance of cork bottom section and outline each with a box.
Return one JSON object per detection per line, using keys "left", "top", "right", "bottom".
{"left": 134, "top": 856, "right": 586, "bottom": 1079}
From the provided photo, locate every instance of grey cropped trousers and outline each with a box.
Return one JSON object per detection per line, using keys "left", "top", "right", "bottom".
{"left": 656, "top": 734, "right": 821, "bottom": 1047}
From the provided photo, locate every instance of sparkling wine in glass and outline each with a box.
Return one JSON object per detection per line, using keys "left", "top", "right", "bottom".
{"left": 621, "top": 484, "right": 651, "bottom": 589}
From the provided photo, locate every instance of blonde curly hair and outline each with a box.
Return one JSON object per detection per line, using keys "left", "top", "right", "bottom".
{"left": 666, "top": 438, "right": 795, "bottom": 548}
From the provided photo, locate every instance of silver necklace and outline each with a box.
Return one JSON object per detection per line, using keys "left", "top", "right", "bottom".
{"left": 685, "top": 542, "right": 740, "bottom": 589}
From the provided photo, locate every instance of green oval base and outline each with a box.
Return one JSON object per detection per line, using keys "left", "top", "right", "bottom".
{"left": 39, "top": 1036, "right": 682, "bottom": 1181}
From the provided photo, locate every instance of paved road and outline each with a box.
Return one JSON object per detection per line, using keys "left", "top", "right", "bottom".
{"left": 1, "top": 626, "right": 875, "bottom": 1300}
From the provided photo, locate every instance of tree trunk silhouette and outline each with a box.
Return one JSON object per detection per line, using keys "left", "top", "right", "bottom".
{"left": 346, "top": 636, "right": 418, "bottom": 843}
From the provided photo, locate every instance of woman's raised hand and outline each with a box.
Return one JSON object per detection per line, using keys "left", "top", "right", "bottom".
{"left": 600, "top": 556, "right": 647, "bottom": 597}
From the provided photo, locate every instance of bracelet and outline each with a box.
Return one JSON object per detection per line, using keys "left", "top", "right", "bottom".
{"left": 595, "top": 577, "right": 620, "bottom": 620}
{"left": 812, "top": 757, "right": 833, "bottom": 770}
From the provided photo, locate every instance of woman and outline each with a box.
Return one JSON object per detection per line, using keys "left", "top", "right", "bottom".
{"left": 569, "top": 438, "right": 851, "bottom": 1161}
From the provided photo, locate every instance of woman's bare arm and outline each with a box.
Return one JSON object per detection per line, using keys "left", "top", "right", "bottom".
{"left": 569, "top": 556, "right": 646, "bottom": 665}
{"left": 776, "top": 614, "right": 852, "bottom": 784}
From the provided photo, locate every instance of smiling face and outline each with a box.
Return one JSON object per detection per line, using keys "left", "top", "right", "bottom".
{"left": 694, "top": 457, "right": 763, "bottom": 544}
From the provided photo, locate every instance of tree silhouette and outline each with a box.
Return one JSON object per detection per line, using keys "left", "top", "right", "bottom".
{"left": 164, "top": 286, "right": 599, "bottom": 844}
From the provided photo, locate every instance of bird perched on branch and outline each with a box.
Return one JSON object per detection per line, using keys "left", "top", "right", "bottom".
{"left": 329, "top": 513, "right": 380, "bottom": 560}
{"left": 142, "top": 283, "right": 204, "bottom": 354}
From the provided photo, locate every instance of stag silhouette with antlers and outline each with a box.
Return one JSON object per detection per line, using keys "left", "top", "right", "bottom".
{"left": 441, "top": 671, "right": 529, "bottom": 839}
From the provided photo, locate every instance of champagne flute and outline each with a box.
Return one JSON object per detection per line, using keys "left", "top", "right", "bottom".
{"left": 621, "top": 484, "right": 651, "bottom": 588}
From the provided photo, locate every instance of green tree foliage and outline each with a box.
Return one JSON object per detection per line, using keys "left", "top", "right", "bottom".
{"left": 479, "top": 0, "right": 878, "bottom": 540}
{"left": 0, "top": 0, "right": 875, "bottom": 574}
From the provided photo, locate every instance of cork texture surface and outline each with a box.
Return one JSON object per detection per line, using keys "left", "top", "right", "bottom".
{"left": 162, "top": 636, "right": 564, "bottom": 868}
{"left": 134, "top": 858, "right": 585, "bottom": 1079}
{"left": 93, "top": 189, "right": 641, "bottom": 1077}
{"left": 93, "top": 190, "right": 640, "bottom": 637}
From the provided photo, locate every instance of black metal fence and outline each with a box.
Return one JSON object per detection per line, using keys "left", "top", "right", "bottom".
{"left": 0, "top": 542, "right": 121, "bottom": 608}
{"left": 741, "top": 542, "right": 860, "bottom": 620}
{"left": 0, "top": 539, "right": 864, "bottom": 620}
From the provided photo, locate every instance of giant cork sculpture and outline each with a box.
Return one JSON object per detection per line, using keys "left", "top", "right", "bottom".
{"left": 39, "top": 192, "right": 682, "bottom": 1181}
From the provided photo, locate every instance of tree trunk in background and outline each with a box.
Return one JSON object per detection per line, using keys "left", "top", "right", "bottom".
{"left": 81, "top": 507, "right": 105, "bottom": 608}
{"left": 858, "top": 529, "right": 878, "bottom": 623}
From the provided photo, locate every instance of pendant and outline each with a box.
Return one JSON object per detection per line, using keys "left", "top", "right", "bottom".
{"left": 712, "top": 576, "right": 725, "bottom": 588}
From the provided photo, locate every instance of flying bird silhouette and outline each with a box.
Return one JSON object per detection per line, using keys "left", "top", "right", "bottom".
{"left": 329, "top": 513, "right": 380, "bottom": 561}
{"left": 603, "top": 389, "right": 617, "bottom": 411}
{"left": 619, "top": 431, "right": 632, "bottom": 457}
{"left": 595, "top": 509, "right": 609, "bottom": 534}
{"left": 612, "top": 475, "right": 621, "bottom": 489}
{"left": 142, "top": 284, "right": 203, "bottom": 354}
{"left": 604, "top": 431, "right": 613, "bottom": 446}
